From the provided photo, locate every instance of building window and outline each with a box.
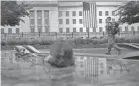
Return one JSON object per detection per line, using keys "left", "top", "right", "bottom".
{"left": 37, "top": 19, "right": 42, "bottom": 26}
{"left": 112, "top": 11, "right": 115, "bottom": 16}
{"left": 99, "top": 11, "right": 102, "bottom": 16}
{"left": 100, "top": 63, "right": 104, "bottom": 68}
{"left": 30, "top": 11, "right": 35, "bottom": 17}
{"left": 59, "top": 11, "right": 62, "bottom": 17}
{"left": 16, "top": 28, "right": 20, "bottom": 33}
{"left": 105, "top": 19, "right": 107, "bottom": 23}
{"left": 80, "top": 27, "right": 83, "bottom": 32}
{"left": 66, "top": 28, "right": 70, "bottom": 33}
{"left": 31, "top": 27, "right": 35, "bottom": 33}
{"left": 59, "top": 28, "right": 63, "bottom": 33}
{"left": 99, "top": 27, "right": 103, "bottom": 32}
{"left": 80, "top": 57, "right": 84, "bottom": 59}
{"left": 45, "top": 19, "right": 49, "bottom": 26}
{"left": 66, "top": 11, "right": 69, "bottom": 16}
{"left": 45, "top": 26, "right": 49, "bottom": 32}
{"left": 112, "top": 18, "right": 115, "bottom": 22}
{"left": 99, "top": 19, "right": 102, "bottom": 23}
{"left": 79, "top": 19, "right": 82, "bottom": 24}
{"left": 44, "top": 10, "right": 49, "bottom": 18}
{"left": 1, "top": 28, "right": 4, "bottom": 34}
{"left": 8, "top": 28, "right": 12, "bottom": 33}
{"left": 105, "top": 11, "right": 108, "bottom": 16}
{"left": 44, "top": 10, "right": 49, "bottom": 26}
{"left": 80, "top": 71, "right": 84, "bottom": 76}
{"left": 100, "top": 70, "right": 104, "bottom": 75}
{"left": 79, "top": 11, "right": 82, "bottom": 16}
{"left": 72, "top": 11, "right": 76, "bottom": 16}
{"left": 131, "top": 26, "right": 135, "bottom": 31}
{"left": 30, "top": 19, "right": 35, "bottom": 25}
{"left": 73, "top": 27, "right": 76, "bottom": 32}
{"left": 80, "top": 63, "right": 84, "bottom": 68}
{"left": 125, "top": 26, "right": 128, "bottom": 31}
{"left": 59, "top": 19, "right": 63, "bottom": 24}
{"left": 37, "top": 10, "right": 42, "bottom": 26}
{"left": 73, "top": 19, "right": 76, "bottom": 24}
{"left": 66, "top": 19, "right": 69, "bottom": 24}
{"left": 86, "top": 27, "right": 89, "bottom": 32}
{"left": 93, "top": 28, "right": 96, "bottom": 32}
{"left": 38, "top": 26, "right": 42, "bottom": 32}
{"left": 37, "top": 10, "right": 42, "bottom": 18}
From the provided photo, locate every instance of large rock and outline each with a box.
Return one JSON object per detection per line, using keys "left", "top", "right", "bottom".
{"left": 48, "top": 39, "right": 75, "bottom": 68}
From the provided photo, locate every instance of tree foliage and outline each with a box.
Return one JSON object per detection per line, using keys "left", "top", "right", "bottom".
{"left": 116, "top": 1, "right": 139, "bottom": 24}
{"left": 1, "top": 1, "right": 30, "bottom": 26}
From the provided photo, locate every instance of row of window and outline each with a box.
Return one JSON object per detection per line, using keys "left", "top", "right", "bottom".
{"left": 1, "top": 28, "right": 20, "bottom": 34}
{"left": 123, "top": 26, "right": 139, "bottom": 31}
{"left": 59, "top": 26, "right": 139, "bottom": 33}
{"left": 30, "top": 10, "right": 49, "bottom": 18}
{"left": 59, "top": 27, "right": 83, "bottom": 33}
{"left": 59, "top": 28, "right": 95, "bottom": 33}
{"left": 30, "top": 10, "right": 49, "bottom": 26}
{"left": 99, "top": 11, "right": 116, "bottom": 16}
{"left": 59, "top": 19, "right": 83, "bottom": 24}
{"left": 58, "top": 11, "right": 116, "bottom": 17}
{"left": 1, "top": 27, "right": 50, "bottom": 33}
{"left": 1, "top": 26, "right": 139, "bottom": 34}
{"left": 99, "top": 26, "right": 139, "bottom": 32}
{"left": 30, "top": 19, "right": 49, "bottom": 26}
{"left": 59, "top": 11, "right": 82, "bottom": 17}
{"left": 99, "top": 18, "right": 115, "bottom": 23}
{"left": 30, "top": 26, "right": 50, "bottom": 33}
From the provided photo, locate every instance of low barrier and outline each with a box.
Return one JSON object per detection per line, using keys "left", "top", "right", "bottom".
{"left": 1, "top": 31, "right": 139, "bottom": 40}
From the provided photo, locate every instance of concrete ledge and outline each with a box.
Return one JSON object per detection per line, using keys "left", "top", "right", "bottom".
{"left": 39, "top": 51, "right": 118, "bottom": 58}
{"left": 118, "top": 43, "right": 139, "bottom": 50}
{"left": 121, "top": 51, "right": 139, "bottom": 59}
{"left": 74, "top": 53, "right": 118, "bottom": 58}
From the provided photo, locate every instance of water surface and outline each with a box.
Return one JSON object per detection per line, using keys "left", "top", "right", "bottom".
{"left": 1, "top": 50, "right": 139, "bottom": 86}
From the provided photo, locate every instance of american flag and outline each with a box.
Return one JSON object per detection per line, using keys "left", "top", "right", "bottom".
{"left": 83, "top": 2, "right": 97, "bottom": 32}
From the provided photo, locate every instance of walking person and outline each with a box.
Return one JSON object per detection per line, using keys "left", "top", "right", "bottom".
{"left": 105, "top": 17, "right": 121, "bottom": 55}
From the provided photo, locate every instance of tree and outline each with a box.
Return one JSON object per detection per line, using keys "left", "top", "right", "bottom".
{"left": 116, "top": 1, "right": 139, "bottom": 24}
{"left": 1, "top": 1, "right": 30, "bottom": 26}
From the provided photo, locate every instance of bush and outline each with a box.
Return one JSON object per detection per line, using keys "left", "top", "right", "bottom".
{"left": 5, "top": 38, "right": 54, "bottom": 45}
{"left": 96, "top": 38, "right": 107, "bottom": 44}
{"left": 74, "top": 38, "right": 85, "bottom": 44}
{"left": 1, "top": 41, "right": 7, "bottom": 46}
{"left": 7, "top": 39, "right": 17, "bottom": 45}
{"left": 41, "top": 39, "right": 54, "bottom": 45}
{"left": 15, "top": 39, "right": 27, "bottom": 45}
{"left": 48, "top": 39, "right": 74, "bottom": 68}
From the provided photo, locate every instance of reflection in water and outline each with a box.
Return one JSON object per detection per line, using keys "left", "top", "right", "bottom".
{"left": 2, "top": 51, "right": 139, "bottom": 86}
{"left": 74, "top": 56, "right": 107, "bottom": 84}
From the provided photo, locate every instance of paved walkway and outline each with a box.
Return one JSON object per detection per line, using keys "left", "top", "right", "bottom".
{"left": 39, "top": 48, "right": 137, "bottom": 59}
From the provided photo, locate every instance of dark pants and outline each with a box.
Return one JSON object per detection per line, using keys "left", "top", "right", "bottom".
{"left": 107, "top": 34, "right": 121, "bottom": 53}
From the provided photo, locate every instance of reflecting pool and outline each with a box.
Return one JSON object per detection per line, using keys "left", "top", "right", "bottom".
{"left": 1, "top": 50, "right": 139, "bottom": 86}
